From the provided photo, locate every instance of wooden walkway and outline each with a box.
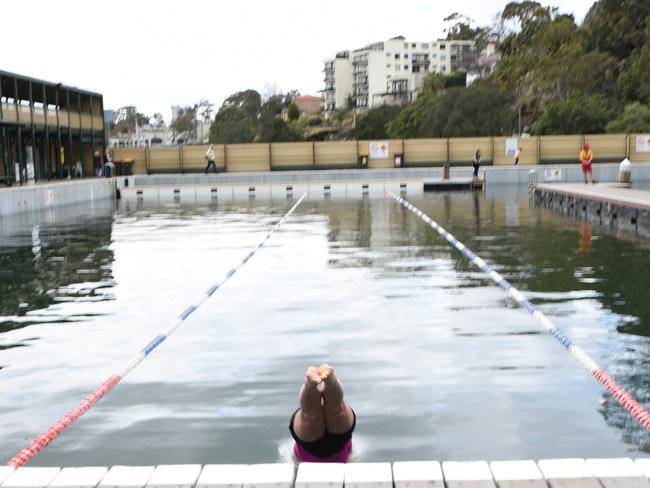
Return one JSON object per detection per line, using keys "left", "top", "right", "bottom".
{"left": 1, "top": 459, "right": 649, "bottom": 488}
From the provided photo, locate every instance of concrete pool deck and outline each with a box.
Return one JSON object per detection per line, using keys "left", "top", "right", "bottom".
{"left": 1, "top": 459, "right": 649, "bottom": 488}
{"left": 534, "top": 183, "right": 650, "bottom": 238}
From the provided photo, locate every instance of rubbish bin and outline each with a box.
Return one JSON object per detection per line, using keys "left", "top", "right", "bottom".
{"left": 394, "top": 153, "right": 403, "bottom": 168}
{"left": 619, "top": 158, "right": 631, "bottom": 187}
{"left": 359, "top": 155, "right": 368, "bottom": 168}
{"left": 443, "top": 163, "right": 450, "bottom": 180}
{"left": 123, "top": 159, "right": 134, "bottom": 175}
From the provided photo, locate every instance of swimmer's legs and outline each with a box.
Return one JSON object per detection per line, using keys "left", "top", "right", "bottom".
{"left": 319, "top": 363, "right": 355, "bottom": 434}
{"left": 293, "top": 367, "right": 326, "bottom": 442}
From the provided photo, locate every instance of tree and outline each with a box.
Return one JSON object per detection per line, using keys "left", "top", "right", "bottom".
{"left": 605, "top": 102, "right": 650, "bottom": 133}
{"left": 583, "top": 0, "right": 650, "bottom": 60}
{"left": 209, "top": 90, "right": 261, "bottom": 144}
{"left": 112, "top": 106, "right": 149, "bottom": 134}
{"left": 151, "top": 113, "right": 166, "bottom": 128}
{"left": 387, "top": 81, "right": 514, "bottom": 138}
{"left": 288, "top": 103, "right": 300, "bottom": 121}
{"left": 170, "top": 106, "right": 197, "bottom": 135}
{"left": 356, "top": 106, "right": 401, "bottom": 139}
{"left": 531, "top": 95, "right": 621, "bottom": 135}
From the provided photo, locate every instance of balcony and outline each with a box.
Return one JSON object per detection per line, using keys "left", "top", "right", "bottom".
{"left": 0, "top": 102, "right": 103, "bottom": 130}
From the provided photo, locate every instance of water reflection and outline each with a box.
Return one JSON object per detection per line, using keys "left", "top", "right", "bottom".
{"left": 0, "top": 203, "right": 115, "bottom": 342}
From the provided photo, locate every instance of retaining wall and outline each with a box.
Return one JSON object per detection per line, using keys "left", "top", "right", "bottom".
{"left": 0, "top": 179, "right": 115, "bottom": 216}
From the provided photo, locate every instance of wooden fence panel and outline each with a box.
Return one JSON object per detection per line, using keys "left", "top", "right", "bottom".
{"left": 583, "top": 134, "right": 627, "bottom": 161}
{"left": 314, "top": 141, "right": 357, "bottom": 168}
{"left": 149, "top": 147, "right": 181, "bottom": 172}
{"left": 403, "top": 139, "right": 447, "bottom": 165}
{"left": 271, "top": 142, "right": 314, "bottom": 169}
{"left": 226, "top": 143, "right": 270, "bottom": 172}
{"left": 539, "top": 135, "right": 582, "bottom": 163}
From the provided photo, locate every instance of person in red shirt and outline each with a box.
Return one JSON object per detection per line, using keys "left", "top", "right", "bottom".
{"left": 579, "top": 143, "right": 595, "bottom": 184}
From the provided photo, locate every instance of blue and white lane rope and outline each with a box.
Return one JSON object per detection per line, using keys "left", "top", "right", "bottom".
{"left": 8, "top": 192, "right": 308, "bottom": 468}
{"left": 387, "top": 190, "right": 650, "bottom": 432}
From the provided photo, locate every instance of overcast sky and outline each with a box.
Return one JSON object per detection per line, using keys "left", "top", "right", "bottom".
{"left": 1, "top": 0, "right": 594, "bottom": 122}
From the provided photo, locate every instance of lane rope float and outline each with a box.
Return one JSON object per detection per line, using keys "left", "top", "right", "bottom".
{"left": 387, "top": 190, "right": 650, "bottom": 432}
{"left": 8, "top": 193, "right": 308, "bottom": 468}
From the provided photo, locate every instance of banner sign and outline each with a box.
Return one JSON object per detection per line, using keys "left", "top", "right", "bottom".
{"left": 636, "top": 135, "right": 650, "bottom": 153}
{"left": 544, "top": 168, "right": 562, "bottom": 181}
{"left": 505, "top": 138, "right": 518, "bottom": 157}
{"left": 369, "top": 141, "right": 389, "bottom": 159}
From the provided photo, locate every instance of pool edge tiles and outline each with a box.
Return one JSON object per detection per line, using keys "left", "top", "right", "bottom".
{"left": 49, "top": 467, "right": 109, "bottom": 488}
{"left": 392, "top": 461, "right": 444, "bottom": 488}
{"left": 295, "top": 463, "right": 345, "bottom": 488}
{"left": 442, "top": 461, "right": 495, "bottom": 488}
{"left": 0, "top": 468, "right": 61, "bottom": 488}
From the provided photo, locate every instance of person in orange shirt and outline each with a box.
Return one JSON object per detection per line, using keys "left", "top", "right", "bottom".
{"left": 579, "top": 143, "right": 595, "bottom": 184}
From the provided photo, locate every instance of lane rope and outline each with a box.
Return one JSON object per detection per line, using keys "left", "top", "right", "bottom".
{"left": 7, "top": 193, "right": 308, "bottom": 468}
{"left": 387, "top": 190, "right": 650, "bottom": 432}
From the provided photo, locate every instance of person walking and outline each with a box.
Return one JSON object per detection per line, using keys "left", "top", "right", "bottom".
{"left": 204, "top": 144, "right": 217, "bottom": 173}
{"left": 513, "top": 147, "right": 522, "bottom": 165}
{"left": 472, "top": 149, "right": 481, "bottom": 178}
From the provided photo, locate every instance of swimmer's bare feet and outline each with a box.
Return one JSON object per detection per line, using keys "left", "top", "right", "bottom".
{"left": 318, "top": 363, "right": 345, "bottom": 409}
{"left": 306, "top": 366, "right": 323, "bottom": 387}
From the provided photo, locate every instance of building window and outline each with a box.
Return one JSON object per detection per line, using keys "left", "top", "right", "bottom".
{"left": 441, "top": 55, "right": 446, "bottom": 60}
{"left": 413, "top": 66, "right": 421, "bottom": 73}
{"left": 387, "top": 74, "right": 391, "bottom": 78}
{"left": 411, "top": 43, "right": 416, "bottom": 48}
{"left": 404, "top": 54, "right": 408, "bottom": 59}
{"left": 432, "top": 53, "right": 437, "bottom": 58}
{"left": 395, "top": 65, "right": 400, "bottom": 71}
{"left": 422, "top": 43, "right": 428, "bottom": 49}
{"left": 404, "top": 65, "right": 409, "bottom": 69}
{"left": 404, "top": 43, "right": 408, "bottom": 48}
{"left": 440, "top": 44, "right": 446, "bottom": 49}
{"left": 386, "top": 52, "right": 391, "bottom": 57}
{"left": 386, "top": 63, "right": 391, "bottom": 67}
{"left": 395, "top": 53, "right": 400, "bottom": 59}
{"left": 441, "top": 66, "right": 447, "bottom": 72}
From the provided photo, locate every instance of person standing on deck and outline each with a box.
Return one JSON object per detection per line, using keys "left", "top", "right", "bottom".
{"left": 93, "top": 150, "right": 103, "bottom": 177}
{"left": 473, "top": 149, "right": 481, "bottom": 178}
{"left": 204, "top": 144, "right": 217, "bottom": 173}
{"left": 579, "top": 143, "right": 595, "bottom": 184}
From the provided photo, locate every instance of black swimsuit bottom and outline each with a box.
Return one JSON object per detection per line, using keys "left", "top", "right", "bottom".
{"left": 289, "top": 408, "right": 356, "bottom": 458}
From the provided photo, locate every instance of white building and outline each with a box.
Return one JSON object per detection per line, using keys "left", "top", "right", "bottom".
{"left": 322, "top": 51, "right": 354, "bottom": 112}
{"left": 322, "top": 36, "right": 478, "bottom": 111}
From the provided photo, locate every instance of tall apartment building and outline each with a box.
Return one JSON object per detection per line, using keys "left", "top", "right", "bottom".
{"left": 322, "top": 51, "right": 354, "bottom": 112}
{"left": 322, "top": 36, "right": 477, "bottom": 112}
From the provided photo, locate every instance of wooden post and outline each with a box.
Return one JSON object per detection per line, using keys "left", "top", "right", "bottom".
{"left": 536, "top": 136, "right": 541, "bottom": 165}
{"left": 179, "top": 146, "right": 184, "bottom": 173}
{"left": 145, "top": 146, "right": 150, "bottom": 174}
{"left": 312, "top": 141, "right": 316, "bottom": 168}
{"left": 268, "top": 143, "right": 273, "bottom": 171}
{"left": 223, "top": 144, "right": 228, "bottom": 172}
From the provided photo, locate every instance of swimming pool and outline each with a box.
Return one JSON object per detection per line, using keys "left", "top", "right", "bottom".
{"left": 0, "top": 188, "right": 649, "bottom": 465}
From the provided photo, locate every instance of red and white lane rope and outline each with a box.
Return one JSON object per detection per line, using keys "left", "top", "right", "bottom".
{"left": 7, "top": 193, "right": 308, "bottom": 468}
{"left": 388, "top": 191, "right": 650, "bottom": 432}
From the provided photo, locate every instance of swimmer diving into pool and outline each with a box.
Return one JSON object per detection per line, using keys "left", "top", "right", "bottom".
{"left": 289, "top": 364, "right": 356, "bottom": 463}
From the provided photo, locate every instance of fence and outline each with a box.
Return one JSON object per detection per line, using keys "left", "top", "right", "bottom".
{"left": 113, "top": 134, "right": 650, "bottom": 174}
